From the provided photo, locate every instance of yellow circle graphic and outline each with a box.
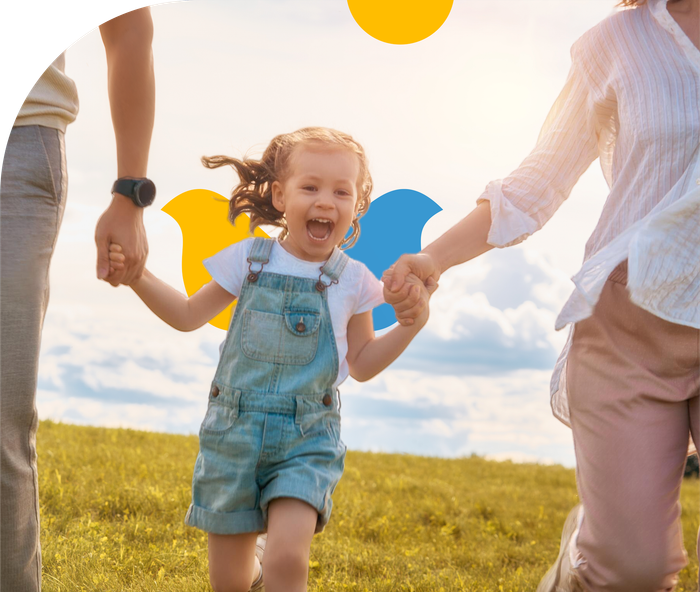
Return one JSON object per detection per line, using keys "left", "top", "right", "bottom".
{"left": 348, "top": 0, "right": 453, "bottom": 45}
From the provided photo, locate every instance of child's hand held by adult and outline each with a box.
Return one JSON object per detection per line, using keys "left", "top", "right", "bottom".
{"left": 402, "top": 272, "right": 437, "bottom": 328}
{"left": 383, "top": 253, "right": 439, "bottom": 325}
{"left": 95, "top": 194, "right": 148, "bottom": 286}
{"left": 108, "top": 243, "right": 126, "bottom": 279}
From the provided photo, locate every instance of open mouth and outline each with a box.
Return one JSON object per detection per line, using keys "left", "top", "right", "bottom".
{"left": 306, "top": 218, "right": 335, "bottom": 242}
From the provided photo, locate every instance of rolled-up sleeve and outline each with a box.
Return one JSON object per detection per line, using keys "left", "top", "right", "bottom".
{"left": 478, "top": 55, "right": 601, "bottom": 248}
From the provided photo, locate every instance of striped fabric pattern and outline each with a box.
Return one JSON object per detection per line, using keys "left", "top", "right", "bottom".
{"left": 477, "top": 0, "right": 700, "bottom": 425}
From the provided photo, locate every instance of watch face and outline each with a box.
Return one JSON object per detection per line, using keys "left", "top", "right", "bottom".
{"left": 134, "top": 179, "right": 156, "bottom": 206}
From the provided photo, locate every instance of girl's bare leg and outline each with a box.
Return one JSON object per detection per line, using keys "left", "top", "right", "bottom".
{"left": 264, "top": 498, "right": 318, "bottom": 592}
{"left": 208, "top": 532, "right": 260, "bottom": 592}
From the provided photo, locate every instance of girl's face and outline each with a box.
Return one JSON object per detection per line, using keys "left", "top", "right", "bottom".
{"left": 272, "top": 143, "right": 360, "bottom": 262}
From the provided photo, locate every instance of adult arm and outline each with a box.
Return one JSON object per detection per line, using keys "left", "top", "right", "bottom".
{"left": 386, "top": 46, "right": 603, "bottom": 324}
{"left": 95, "top": 7, "right": 155, "bottom": 286}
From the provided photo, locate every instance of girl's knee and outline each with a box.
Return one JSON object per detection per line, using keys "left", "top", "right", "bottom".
{"left": 264, "top": 545, "right": 308, "bottom": 581}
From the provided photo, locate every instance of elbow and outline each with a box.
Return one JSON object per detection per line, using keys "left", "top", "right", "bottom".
{"left": 166, "top": 319, "right": 201, "bottom": 333}
{"left": 349, "top": 369, "right": 375, "bottom": 383}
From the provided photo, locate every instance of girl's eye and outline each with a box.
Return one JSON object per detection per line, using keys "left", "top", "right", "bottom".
{"left": 302, "top": 185, "right": 317, "bottom": 192}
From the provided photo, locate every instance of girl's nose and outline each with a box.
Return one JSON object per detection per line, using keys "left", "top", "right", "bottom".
{"left": 316, "top": 191, "right": 335, "bottom": 208}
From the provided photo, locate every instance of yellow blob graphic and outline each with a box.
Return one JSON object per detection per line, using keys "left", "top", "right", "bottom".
{"left": 348, "top": 0, "right": 453, "bottom": 45}
{"left": 162, "top": 189, "right": 269, "bottom": 331}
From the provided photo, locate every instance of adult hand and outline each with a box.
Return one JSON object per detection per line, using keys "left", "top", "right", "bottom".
{"left": 95, "top": 194, "right": 148, "bottom": 286}
{"left": 382, "top": 253, "right": 440, "bottom": 325}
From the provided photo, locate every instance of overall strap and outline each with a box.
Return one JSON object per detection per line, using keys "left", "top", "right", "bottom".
{"left": 246, "top": 237, "right": 274, "bottom": 283}
{"left": 248, "top": 237, "right": 274, "bottom": 263}
{"left": 320, "top": 247, "right": 349, "bottom": 283}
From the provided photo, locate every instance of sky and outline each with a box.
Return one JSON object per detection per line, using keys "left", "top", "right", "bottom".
{"left": 1, "top": 0, "right": 618, "bottom": 468}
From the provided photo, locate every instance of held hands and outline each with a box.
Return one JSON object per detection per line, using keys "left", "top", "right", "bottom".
{"left": 107, "top": 243, "right": 131, "bottom": 283}
{"left": 95, "top": 194, "right": 148, "bottom": 286}
{"left": 382, "top": 253, "right": 440, "bottom": 326}
{"left": 399, "top": 272, "right": 438, "bottom": 329}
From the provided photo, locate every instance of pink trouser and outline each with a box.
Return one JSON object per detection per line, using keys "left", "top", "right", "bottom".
{"left": 567, "top": 263, "right": 700, "bottom": 592}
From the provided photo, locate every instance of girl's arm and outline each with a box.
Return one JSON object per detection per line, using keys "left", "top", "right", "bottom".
{"left": 346, "top": 275, "right": 434, "bottom": 382}
{"left": 110, "top": 245, "right": 235, "bottom": 331}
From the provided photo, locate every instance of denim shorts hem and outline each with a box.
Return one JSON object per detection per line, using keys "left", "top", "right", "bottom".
{"left": 261, "top": 487, "right": 333, "bottom": 533}
{"left": 184, "top": 504, "right": 264, "bottom": 535}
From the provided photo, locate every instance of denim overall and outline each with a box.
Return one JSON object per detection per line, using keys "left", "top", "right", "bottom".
{"left": 185, "top": 238, "right": 348, "bottom": 535}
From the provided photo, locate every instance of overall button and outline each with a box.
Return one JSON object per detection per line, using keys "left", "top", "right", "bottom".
{"left": 212, "top": 386, "right": 220, "bottom": 398}
{"left": 322, "top": 393, "right": 332, "bottom": 407}
{"left": 296, "top": 319, "right": 306, "bottom": 333}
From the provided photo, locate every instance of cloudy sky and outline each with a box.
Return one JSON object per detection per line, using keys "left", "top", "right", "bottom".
{"left": 1, "top": 0, "right": 617, "bottom": 467}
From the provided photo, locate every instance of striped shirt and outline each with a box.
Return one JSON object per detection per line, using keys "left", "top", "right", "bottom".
{"left": 477, "top": 0, "right": 700, "bottom": 426}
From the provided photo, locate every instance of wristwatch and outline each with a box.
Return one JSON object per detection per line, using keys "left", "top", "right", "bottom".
{"left": 111, "top": 177, "right": 156, "bottom": 207}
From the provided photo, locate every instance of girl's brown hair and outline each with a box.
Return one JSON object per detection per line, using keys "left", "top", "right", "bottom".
{"left": 202, "top": 127, "right": 373, "bottom": 249}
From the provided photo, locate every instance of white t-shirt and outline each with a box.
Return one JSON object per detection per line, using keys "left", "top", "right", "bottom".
{"left": 204, "top": 239, "right": 385, "bottom": 388}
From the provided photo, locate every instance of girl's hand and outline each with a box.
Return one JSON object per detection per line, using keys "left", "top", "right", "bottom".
{"left": 382, "top": 254, "right": 439, "bottom": 326}
{"left": 400, "top": 272, "right": 438, "bottom": 329}
{"left": 108, "top": 243, "right": 127, "bottom": 282}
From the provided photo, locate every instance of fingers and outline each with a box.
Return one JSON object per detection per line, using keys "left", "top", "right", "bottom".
{"left": 105, "top": 242, "right": 146, "bottom": 287}
{"left": 425, "top": 276, "right": 439, "bottom": 296}
{"left": 388, "top": 258, "right": 413, "bottom": 292}
{"left": 109, "top": 243, "right": 126, "bottom": 274}
{"left": 395, "top": 284, "right": 427, "bottom": 326}
{"left": 121, "top": 245, "right": 148, "bottom": 286}
{"left": 383, "top": 279, "right": 415, "bottom": 308}
{"left": 96, "top": 234, "right": 111, "bottom": 280}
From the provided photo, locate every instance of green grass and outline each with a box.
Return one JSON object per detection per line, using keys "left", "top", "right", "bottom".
{"left": 38, "top": 420, "right": 699, "bottom": 591}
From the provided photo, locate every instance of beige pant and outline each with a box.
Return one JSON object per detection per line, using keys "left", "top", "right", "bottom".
{"left": 568, "top": 263, "right": 700, "bottom": 592}
{"left": 1, "top": 125, "right": 67, "bottom": 592}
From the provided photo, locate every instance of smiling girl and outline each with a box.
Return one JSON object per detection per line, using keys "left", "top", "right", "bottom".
{"left": 109, "top": 127, "right": 435, "bottom": 592}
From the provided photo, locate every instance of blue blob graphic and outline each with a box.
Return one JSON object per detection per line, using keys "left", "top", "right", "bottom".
{"left": 347, "top": 189, "right": 442, "bottom": 330}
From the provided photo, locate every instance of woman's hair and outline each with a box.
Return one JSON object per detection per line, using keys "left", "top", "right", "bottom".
{"left": 202, "top": 127, "right": 373, "bottom": 249}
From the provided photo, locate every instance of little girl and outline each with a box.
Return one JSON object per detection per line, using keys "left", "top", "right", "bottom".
{"left": 110, "top": 127, "right": 434, "bottom": 592}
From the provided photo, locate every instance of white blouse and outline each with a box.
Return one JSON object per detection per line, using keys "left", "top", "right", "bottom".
{"left": 477, "top": 0, "right": 700, "bottom": 426}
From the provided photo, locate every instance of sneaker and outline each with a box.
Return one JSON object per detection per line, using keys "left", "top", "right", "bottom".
{"left": 250, "top": 533, "right": 266, "bottom": 592}
{"left": 537, "top": 504, "right": 585, "bottom": 592}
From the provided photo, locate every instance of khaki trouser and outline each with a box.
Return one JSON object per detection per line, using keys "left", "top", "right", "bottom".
{"left": 1, "top": 125, "right": 67, "bottom": 592}
{"left": 568, "top": 262, "right": 700, "bottom": 592}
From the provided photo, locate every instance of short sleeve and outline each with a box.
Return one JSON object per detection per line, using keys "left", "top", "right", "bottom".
{"left": 202, "top": 239, "right": 253, "bottom": 297}
{"left": 354, "top": 264, "right": 385, "bottom": 315}
{"left": 477, "top": 51, "right": 601, "bottom": 248}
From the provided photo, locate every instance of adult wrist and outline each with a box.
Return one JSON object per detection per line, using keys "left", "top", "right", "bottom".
{"left": 111, "top": 177, "right": 156, "bottom": 207}
{"left": 418, "top": 249, "right": 443, "bottom": 279}
{"left": 111, "top": 192, "right": 145, "bottom": 215}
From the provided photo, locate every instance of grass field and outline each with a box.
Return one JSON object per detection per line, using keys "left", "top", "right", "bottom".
{"left": 37, "top": 420, "right": 699, "bottom": 591}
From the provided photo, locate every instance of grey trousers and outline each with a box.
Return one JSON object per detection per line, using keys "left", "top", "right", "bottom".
{"left": 1, "top": 125, "right": 67, "bottom": 592}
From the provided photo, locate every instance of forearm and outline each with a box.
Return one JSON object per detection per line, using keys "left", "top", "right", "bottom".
{"left": 100, "top": 8, "right": 155, "bottom": 178}
{"left": 130, "top": 269, "right": 208, "bottom": 331}
{"left": 350, "top": 322, "right": 423, "bottom": 382}
{"left": 422, "top": 200, "right": 494, "bottom": 275}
